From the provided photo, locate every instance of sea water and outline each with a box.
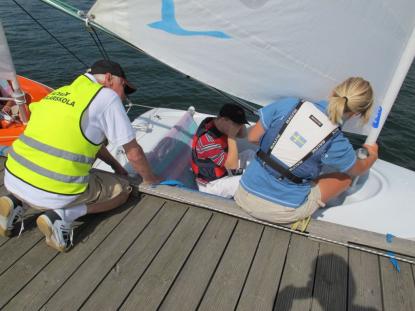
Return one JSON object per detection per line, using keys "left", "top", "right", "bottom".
{"left": 2, "top": 0, "right": 415, "bottom": 171}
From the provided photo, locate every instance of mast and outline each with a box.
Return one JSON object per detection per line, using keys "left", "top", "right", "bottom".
{"left": 0, "top": 23, "right": 28, "bottom": 123}
{"left": 366, "top": 26, "right": 415, "bottom": 144}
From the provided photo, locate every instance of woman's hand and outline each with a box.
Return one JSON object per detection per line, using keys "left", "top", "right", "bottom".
{"left": 363, "top": 143, "right": 378, "bottom": 159}
{"left": 347, "top": 143, "right": 379, "bottom": 176}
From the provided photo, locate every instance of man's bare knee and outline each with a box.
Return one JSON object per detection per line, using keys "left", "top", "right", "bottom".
{"left": 86, "top": 187, "right": 131, "bottom": 214}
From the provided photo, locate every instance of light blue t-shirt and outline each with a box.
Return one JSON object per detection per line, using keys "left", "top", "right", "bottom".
{"left": 240, "top": 97, "right": 356, "bottom": 208}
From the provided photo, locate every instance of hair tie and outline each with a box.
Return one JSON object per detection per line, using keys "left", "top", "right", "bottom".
{"left": 343, "top": 96, "right": 348, "bottom": 105}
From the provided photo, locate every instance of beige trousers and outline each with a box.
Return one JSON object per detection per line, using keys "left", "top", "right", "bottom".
{"left": 234, "top": 185, "right": 324, "bottom": 224}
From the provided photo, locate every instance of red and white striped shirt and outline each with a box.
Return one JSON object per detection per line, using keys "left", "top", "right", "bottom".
{"left": 195, "top": 121, "right": 227, "bottom": 167}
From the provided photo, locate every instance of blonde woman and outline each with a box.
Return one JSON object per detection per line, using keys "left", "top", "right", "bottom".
{"left": 235, "top": 77, "right": 378, "bottom": 224}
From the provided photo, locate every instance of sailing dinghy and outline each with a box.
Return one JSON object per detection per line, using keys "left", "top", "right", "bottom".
{"left": 35, "top": 1, "right": 415, "bottom": 248}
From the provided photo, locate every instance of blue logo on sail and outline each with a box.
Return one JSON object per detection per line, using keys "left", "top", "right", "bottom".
{"left": 149, "top": 0, "right": 231, "bottom": 39}
{"left": 372, "top": 106, "right": 382, "bottom": 128}
{"left": 290, "top": 131, "right": 307, "bottom": 148}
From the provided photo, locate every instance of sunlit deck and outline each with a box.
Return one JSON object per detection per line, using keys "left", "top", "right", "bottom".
{"left": 0, "top": 158, "right": 414, "bottom": 311}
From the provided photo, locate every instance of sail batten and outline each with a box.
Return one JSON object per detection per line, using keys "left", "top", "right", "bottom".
{"left": 86, "top": 0, "right": 415, "bottom": 135}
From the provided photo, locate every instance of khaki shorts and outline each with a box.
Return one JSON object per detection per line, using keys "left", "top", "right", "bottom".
{"left": 26, "top": 170, "right": 132, "bottom": 210}
{"left": 234, "top": 185, "right": 325, "bottom": 224}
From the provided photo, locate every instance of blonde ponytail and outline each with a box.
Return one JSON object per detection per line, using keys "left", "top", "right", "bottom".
{"left": 328, "top": 77, "right": 374, "bottom": 124}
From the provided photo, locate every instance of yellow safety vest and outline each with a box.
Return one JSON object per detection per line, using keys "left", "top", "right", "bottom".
{"left": 6, "top": 75, "right": 103, "bottom": 195}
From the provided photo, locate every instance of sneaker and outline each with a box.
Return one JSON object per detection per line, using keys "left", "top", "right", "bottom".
{"left": 0, "top": 194, "right": 25, "bottom": 237}
{"left": 36, "top": 211, "right": 74, "bottom": 252}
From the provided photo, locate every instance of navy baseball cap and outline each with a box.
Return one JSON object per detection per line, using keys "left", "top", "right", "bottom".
{"left": 219, "top": 104, "right": 248, "bottom": 124}
{"left": 89, "top": 59, "right": 137, "bottom": 94}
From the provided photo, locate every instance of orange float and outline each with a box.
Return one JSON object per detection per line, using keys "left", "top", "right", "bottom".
{"left": 0, "top": 75, "right": 52, "bottom": 147}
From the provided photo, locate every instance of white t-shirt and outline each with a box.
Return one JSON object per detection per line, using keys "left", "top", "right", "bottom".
{"left": 4, "top": 74, "right": 135, "bottom": 208}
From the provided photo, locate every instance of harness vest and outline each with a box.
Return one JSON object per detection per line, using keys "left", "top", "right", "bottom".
{"left": 6, "top": 75, "right": 103, "bottom": 195}
{"left": 257, "top": 100, "right": 339, "bottom": 184}
{"left": 191, "top": 118, "right": 228, "bottom": 182}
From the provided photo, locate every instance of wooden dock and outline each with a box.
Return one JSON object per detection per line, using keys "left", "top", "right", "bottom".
{"left": 1, "top": 164, "right": 415, "bottom": 310}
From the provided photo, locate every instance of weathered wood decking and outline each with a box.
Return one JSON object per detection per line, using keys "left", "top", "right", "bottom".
{"left": 1, "top": 163, "right": 415, "bottom": 310}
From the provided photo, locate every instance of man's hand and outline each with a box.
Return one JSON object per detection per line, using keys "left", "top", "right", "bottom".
{"left": 123, "top": 139, "right": 160, "bottom": 185}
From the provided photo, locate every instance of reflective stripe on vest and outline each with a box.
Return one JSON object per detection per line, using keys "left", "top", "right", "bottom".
{"left": 6, "top": 75, "right": 103, "bottom": 195}
{"left": 8, "top": 149, "right": 89, "bottom": 184}
{"left": 19, "top": 134, "right": 95, "bottom": 164}
{"left": 258, "top": 100, "right": 339, "bottom": 184}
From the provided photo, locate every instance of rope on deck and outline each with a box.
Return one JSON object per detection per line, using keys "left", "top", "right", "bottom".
{"left": 140, "top": 185, "right": 415, "bottom": 266}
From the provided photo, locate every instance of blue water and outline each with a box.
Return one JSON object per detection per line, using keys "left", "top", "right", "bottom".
{"left": 2, "top": 0, "right": 415, "bottom": 171}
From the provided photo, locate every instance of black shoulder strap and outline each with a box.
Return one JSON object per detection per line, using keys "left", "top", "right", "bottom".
{"left": 258, "top": 99, "right": 339, "bottom": 184}
{"left": 257, "top": 150, "right": 304, "bottom": 184}
{"left": 289, "top": 126, "right": 340, "bottom": 171}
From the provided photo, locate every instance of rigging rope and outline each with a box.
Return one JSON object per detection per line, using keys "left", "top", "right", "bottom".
{"left": 205, "top": 84, "right": 259, "bottom": 116}
{"left": 86, "top": 25, "right": 110, "bottom": 61}
{"left": 33, "top": 0, "right": 259, "bottom": 117}
{"left": 12, "top": 0, "right": 111, "bottom": 68}
{"left": 11, "top": 0, "right": 89, "bottom": 68}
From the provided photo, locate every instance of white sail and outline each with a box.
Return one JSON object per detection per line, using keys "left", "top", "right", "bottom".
{"left": 0, "top": 23, "right": 16, "bottom": 81}
{"left": 88, "top": 0, "right": 415, "bottom": 134}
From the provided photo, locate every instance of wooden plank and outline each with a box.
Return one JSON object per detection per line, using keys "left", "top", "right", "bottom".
{"left": 198, "top": 220, "right": 264, "bottom": 311}
{"left": 309, "top": 221, "right": 415, "bottom": 259}
{"left": 141, "top": 184, "right": 251, "bottom": 219}
{"left": 80, "top": 200, "right": 189, "bottom": 311}
{"left": 0, "top": 199, "right": 139, "bottom": 310}
{"left": 159, "top": 213, "right": 238, "bottom": 311}
{"left": 0, "top": 218, "right": 43, "bottom": 275}
{"left": 236, "top": 228, "right": 291, "bottom": 311}
{"left": 274, "top": 234, "right": 319, "bottom": 311}
{"left": 141, "top": 185, "right": 415, "bottom": 257}
{"left": 119, "top": 206, "right": 212, "bottom": 311}
{"left": 380, "top": 256, "right": 415, "bottom": 311}
{"left": 0, "top": 238, "right": 57, "bottom": 309}
{"left": 41, "top": 196, "right": 166, "bottom": 311}
{"left": 1, "top": 197, "right": 138, "bottom": 311}
{"left": 0, "top": 208, "right": 42, "bottom": 248}
{"left": 311, "top": 243, "right": 348, "bottom": 311}
{"left": 0, "top": 236, "right": 8, "bottom": 247}
{"left": 348, "top": 249, "right": 382, "bottom": 311}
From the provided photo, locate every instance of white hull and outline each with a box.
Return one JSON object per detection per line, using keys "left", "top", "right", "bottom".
{"left": 93, "top": 107, "right": 415, "bottom": 240}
